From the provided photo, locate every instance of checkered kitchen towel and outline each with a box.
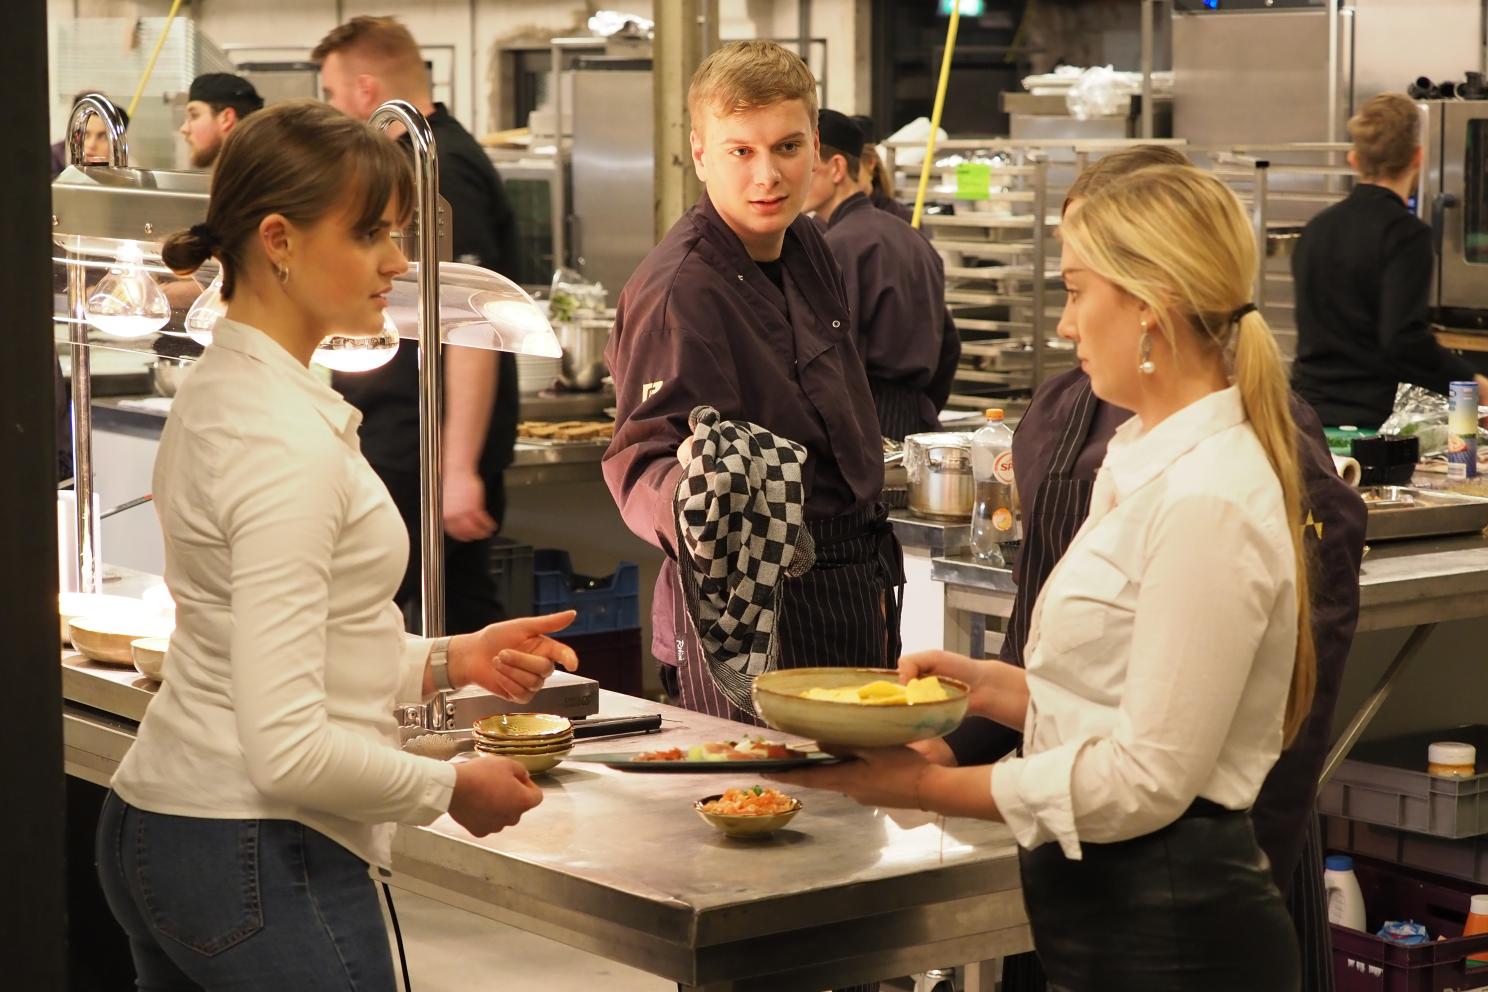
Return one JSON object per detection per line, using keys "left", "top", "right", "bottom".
{"left": 674, "top": 405, "right": 816, "bottom": 713}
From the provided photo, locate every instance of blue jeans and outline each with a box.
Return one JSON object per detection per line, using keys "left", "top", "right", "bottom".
{"left": 96, "top": 791, "right": 397, "bottom": 991}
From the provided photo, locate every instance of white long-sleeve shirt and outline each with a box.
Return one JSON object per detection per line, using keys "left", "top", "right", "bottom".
{"left": 112, "top": 318, "right": 455, "bottom": 870}
{"left": 991, "top": 387, "right": 1298, "bottom": 859}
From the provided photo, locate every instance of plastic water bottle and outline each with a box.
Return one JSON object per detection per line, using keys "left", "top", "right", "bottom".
{"left": 1324, "top": 855, "right": 1367, "bottom": 931}
{"left": 970, "top": 409, "right": 1019, "bottom": 565}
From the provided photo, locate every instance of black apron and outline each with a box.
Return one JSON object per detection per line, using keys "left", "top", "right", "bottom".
{"left": 1003, "top": 379, "right": 1099, "bottom": 668}
{"left": 674, "top": 503, "right": 905, "bottom": 724}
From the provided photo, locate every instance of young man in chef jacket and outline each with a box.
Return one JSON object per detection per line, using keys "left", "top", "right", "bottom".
{"left": 804, "top": 108, "right": 959, "bottom": 440}
{"left": 603, "top": 38, "right": 901, "bottom": 787}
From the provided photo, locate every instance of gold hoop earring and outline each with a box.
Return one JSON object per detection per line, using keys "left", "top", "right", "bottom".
{"left": 1138, "top": 319, "right": 1156, "bottom": 375}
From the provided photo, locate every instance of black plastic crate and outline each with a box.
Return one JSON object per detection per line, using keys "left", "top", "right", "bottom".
{"left": 488, "top": 538, "right": 535, "bottom": 620}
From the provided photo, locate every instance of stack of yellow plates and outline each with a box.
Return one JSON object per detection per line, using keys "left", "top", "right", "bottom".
{"left": 470, "top": 713, "right": 572, "bottom": 774}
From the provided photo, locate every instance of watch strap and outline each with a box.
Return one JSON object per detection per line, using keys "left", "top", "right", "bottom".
{"left": 429, "top": 636, "right": 455, "bottom": 692}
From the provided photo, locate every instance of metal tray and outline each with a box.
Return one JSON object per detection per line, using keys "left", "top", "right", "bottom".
{"left": 1362, "top": 486, "right": 1488, "bottom": 542}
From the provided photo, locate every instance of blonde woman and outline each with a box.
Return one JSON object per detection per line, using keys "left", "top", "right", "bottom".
{"left": 777, "top": 165, "right": 1310, "bottom": 990}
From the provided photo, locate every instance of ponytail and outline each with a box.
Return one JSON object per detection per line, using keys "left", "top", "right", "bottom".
{"left": 1233, "top": 310, "right": 1315, "bottom": 745}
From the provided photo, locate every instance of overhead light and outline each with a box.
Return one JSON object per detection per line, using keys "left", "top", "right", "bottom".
{"left": 313, "top": 313, "right": 402, "bottom": 373}
{"left": 84, "top": 240, "right": 170, "bottom": 339}
{"left": 183, "top": 269, "right": 225, "bottom": 346}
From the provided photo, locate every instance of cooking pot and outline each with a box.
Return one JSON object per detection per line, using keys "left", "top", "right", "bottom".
{"left": 903, "top": 432, "right": 974, "bottom": 521}
{"left": 150, "top": 357, "right": 193, "bottom": 397}
{"left": 557, "top": 317, "right": 611, "bottom": 391}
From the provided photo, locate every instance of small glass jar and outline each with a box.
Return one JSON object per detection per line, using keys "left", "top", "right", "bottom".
{"left": 1428, "top": 741, "right": 1477, "bottom": 779}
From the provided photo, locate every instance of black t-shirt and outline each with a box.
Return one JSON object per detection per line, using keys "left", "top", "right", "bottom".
{"left": 333, "top": 104, "right": 521, "bottom": 490}
{"left": 1290, "top": 183, "right": 1476, "bottom": 428}
{"left": 756, "top": 257, "right": 785, "bottom": 293}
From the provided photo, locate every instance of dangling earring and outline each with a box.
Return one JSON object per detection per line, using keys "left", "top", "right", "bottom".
{"left": 277, "top": 263, "right": 291, "bottom": 285}
{"left": 1137, "top": 319, "right": 1156, "bottom": 375}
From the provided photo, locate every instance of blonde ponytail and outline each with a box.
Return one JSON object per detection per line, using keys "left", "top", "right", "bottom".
{"left": 1061, "top": 164, "right": 1316, "bottom": 746}
{"left": 1233, "top": 310, "right": 1315, "bottom": 744}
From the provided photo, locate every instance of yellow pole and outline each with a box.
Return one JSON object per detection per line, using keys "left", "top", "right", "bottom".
{"left": 911, "top": 2, "right": 962, "bottom": 229}
{"left": 125, "top": 0, "right": 187, "bottom": 120}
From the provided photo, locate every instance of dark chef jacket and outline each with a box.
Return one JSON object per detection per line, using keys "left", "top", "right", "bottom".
{"left": 821, "top": 192, "right": 961, "bottom": 438}
{"left": 1291, "top": 183, "right": 1477, "bottom": 428}
{"left": 603, "top": 190, "right": 884, "bottom": 663}
{"left": 948, "top": 367, "right": 1367, "bottom": 890}
{"left": 333, "top": 103, "right": 520, "bottom": 491}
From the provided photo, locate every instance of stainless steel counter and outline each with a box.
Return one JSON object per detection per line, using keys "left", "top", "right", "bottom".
{"left": 90, "top": 396, "right": 607, "bottom": 487}
{"left": 60, "top": 596, "right": 1029, "bottom": 990}
{"left": 930, "top": 532, "right": 1488, "bottom": 632}
{"left": 890, "top": 511, "right": 971, "bottom": 556}
{"left": 931, "top": 532, "right": 1488, "bottom": 789}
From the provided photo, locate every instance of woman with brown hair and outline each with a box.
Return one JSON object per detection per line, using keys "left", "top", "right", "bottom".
{"left": 779, "top": 164, "right": 1323, "bottom": 990}
{"left": 95, "top": 100, "right": 578, "bottom": 988}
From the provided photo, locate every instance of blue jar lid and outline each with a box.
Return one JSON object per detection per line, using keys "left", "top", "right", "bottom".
{"left": 1326, "top": 855, "right": 1355, "bottom": 872}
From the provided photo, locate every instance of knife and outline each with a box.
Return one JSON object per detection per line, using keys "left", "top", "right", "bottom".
{"left": 572, "top": 713, "right": 664, "bottom": 738}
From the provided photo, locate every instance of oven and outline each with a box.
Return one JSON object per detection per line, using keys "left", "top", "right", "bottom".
{"left": 1420, "top": 99, "right": 1488, "bottom": 326}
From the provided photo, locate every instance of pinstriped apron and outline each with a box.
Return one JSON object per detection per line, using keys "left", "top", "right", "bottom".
{"left": 672, "top": 502, "right": 904, "bottom": 726}
{"left": 1002, "top": 379, "right": 1099, "bottom": 669}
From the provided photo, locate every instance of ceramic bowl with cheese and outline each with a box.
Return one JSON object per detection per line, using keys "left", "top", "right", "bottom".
{"left": 751, "top": 667, "right": 970, "bottom": 747}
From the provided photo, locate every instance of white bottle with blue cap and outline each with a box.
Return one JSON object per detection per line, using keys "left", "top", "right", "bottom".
{"left": 1324, "top": 854, "right": 1367, "bottom": 931}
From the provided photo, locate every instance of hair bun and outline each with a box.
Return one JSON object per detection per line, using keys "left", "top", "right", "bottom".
{"left": 160, "top": 226, "right": 215, "bottom": 276}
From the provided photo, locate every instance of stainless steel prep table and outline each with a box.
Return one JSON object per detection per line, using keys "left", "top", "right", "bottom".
{"left": 61, "top": 612, "right": 1029, "bottom": 991}
{"left": 931, "top": 533, "right": 1488, "bottom": 786}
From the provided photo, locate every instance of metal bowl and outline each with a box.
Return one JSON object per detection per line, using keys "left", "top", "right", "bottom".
{"left": 150, "top": 358, "right": 193, "bottom": 397}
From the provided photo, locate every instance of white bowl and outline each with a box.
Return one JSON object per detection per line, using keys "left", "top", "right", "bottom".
{"left": 68, "top": 614, "right": 174, "bottom": 665}
{"left": 130, "top": 637, "right": 169, "bottom": 681}
{"left": 751, "top": 668, "right": 970, "bottom": 748}
{"left": 59, "top": 593, "right": 163, "bottom": 645}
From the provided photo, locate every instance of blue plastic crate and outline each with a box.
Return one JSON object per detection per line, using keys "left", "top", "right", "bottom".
{"left": 533, "top": 550, "right": 640, "bottom": 635}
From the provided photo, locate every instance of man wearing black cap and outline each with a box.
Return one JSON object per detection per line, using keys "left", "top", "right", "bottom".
{"left": 179, "top": 73, "right": 263, "bottom": 169}
{"left": 806, "top": 109, "right": 960, "bottom": 440}
{"left": 849, "top": 113, "right": 915, "bottom": 225}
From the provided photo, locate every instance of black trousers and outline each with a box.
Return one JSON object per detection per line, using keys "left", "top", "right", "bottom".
{"left": 1017, "top": 806, "right": 1299, "bottom": 992}
{"left": 378, "top": 465, "right": 507, "bottom": 635}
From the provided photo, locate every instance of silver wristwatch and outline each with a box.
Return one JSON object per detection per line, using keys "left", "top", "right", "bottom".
{"left": 429, "top": 636, "right": 456, "bottom": 692}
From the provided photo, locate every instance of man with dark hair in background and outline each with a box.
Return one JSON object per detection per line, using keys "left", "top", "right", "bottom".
{"left": 179, "top": 73, "right": 264, "bottom": 169}
{"left": 806, "top": 109, "right": 959, "bottom": 440}
{"left": 313, "top": 15, "right": 521, "bottom": 634}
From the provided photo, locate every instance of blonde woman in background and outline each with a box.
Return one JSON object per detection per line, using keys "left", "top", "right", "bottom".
{"left": 777, "top": 165, "right": 1311, "bottom": 990}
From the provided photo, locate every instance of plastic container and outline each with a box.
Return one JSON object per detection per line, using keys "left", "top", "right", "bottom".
{"left": 1329, "top": 856, "right": 1488, "bottom": 992}
{"left": 532, "top": 550, "right": 640, "bottom": 635}
{"left": 1324, "top": 815, "right": 1488, "bottom": 889}
{"left": 969, "top": 409, "right": 1019, "bottom": 565}
{"left": 556, "top": 627, "right": 643, "bottom": 697}
{"left": 1326, "top": 854, "right": 1369, "bottom": 931}
{"left": 1430, "top": 742, "right": 1478, "bottom": 780}
{"left": 487, "top": 538, "right": 535, "bottom": 619}
{"left": 1447, "top": 381, "right": 1480, "bottom": 482}
{"left": 1318, "top": 726, "right": 1488, "bottom": 839}
{"left": 1465, "top": 894, "right": 1488, "bottom": 964}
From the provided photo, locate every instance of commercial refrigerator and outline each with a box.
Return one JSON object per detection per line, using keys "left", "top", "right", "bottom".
{"left": 568, "top": 57, "right": 655, "bottom": 300}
